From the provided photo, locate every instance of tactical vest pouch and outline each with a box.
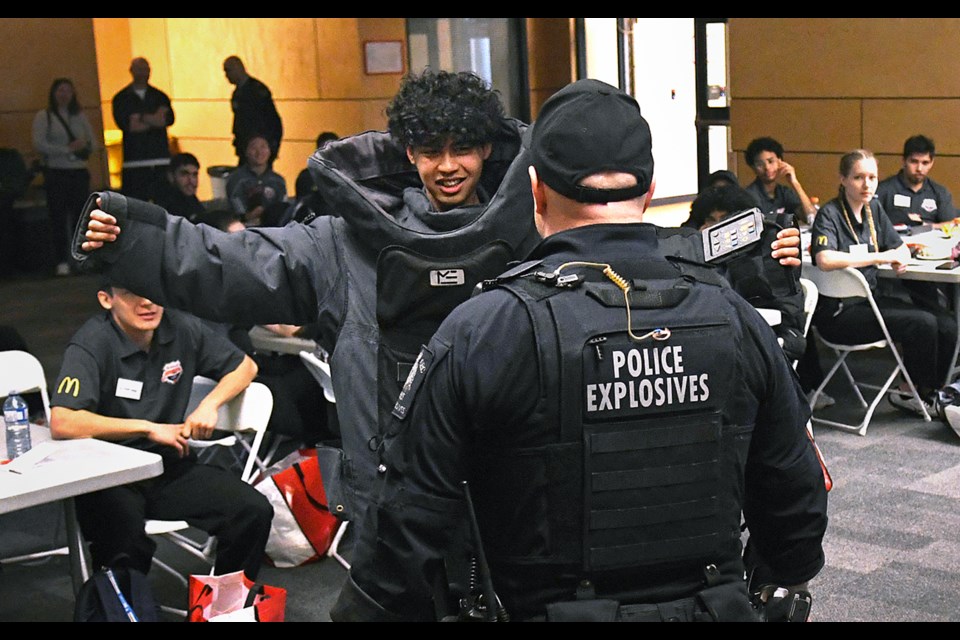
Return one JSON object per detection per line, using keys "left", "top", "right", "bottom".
{"left": 376, "top": 241, "right": 513, "bottom": 429}
{"left": 579, "top": 321, "right": 733, "bottom": 572}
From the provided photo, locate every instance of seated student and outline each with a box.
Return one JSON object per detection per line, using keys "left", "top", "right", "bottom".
{"left": 281, "top": 131, "right": 341, "bottom": 226}
{"left": 705, "top": 168, "right": 740, "bottom": 190}
{"left": 684, "top": 184, "right": 807, "bottom": 363}
{"left": 154, "top": 152, "right": 206, "bottom": 223}
{"left": 226, "top": 133, "right": 287, "bottom": 227}
{"left": 877, "top": 134, "right": 956, "bottom": 228}
{"left": 810, "top": 149, "right": 957, "bottom": 417}
{"left": 744, "top": 136, "right": 818, "bottom": 226}
{"left": 49, "top": 278, "right": 273, "bottom": 579}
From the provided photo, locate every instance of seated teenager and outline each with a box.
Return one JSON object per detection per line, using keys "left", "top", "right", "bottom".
{"left": 49, "top": 277, "right": 273, "bottom": 579}
{"left": 810, "top": 149, "right": 957, "bottom": 417}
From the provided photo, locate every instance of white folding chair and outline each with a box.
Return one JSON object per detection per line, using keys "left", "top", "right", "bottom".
{"left": 803, "top": 266, "right": 931, "bottom": 436}
{"left": 799, "top": 277, "right": 819, "bottom": 340}
{"left": 145, "top": 376, "right": 273, "bottom": 616}
{"left": 298, "top": 349, "right": 350, "bottom": 569}
{"left": 0, "top": 350, "right": 70, "bottom": 567}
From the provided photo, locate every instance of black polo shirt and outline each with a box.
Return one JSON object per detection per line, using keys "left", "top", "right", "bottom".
{"left": 51, "top": 308, "right": 245, "bottom": 459}
{"left": 810, "top": 196, "right": 902, "bottom": 291}
{"left": 876, "top": 171, "right": 956, "bottom": 225}
{"left": 745, "top": 179, "right": 803, "bottom": 219}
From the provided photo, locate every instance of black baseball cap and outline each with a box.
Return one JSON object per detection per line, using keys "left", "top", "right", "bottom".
{"left": 525, "top": 79, "right": 654, "bottom": 204}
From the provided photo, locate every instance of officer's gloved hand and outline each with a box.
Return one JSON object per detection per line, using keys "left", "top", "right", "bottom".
{"left": 757, "top": 583, "right": 813, "bottom": 622}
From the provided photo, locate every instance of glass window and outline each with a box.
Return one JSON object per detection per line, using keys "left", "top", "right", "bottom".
{"left": 406, "top": 18, "right": 527, "bottom": 120}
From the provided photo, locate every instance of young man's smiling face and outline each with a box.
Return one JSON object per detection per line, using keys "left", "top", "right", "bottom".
{"left": 407, "top": 139, "right": 492, "bottom": 212}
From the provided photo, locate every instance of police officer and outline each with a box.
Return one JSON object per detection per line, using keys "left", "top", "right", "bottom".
{"left": 330, "top": 79, "right": 828, "bottom": 622}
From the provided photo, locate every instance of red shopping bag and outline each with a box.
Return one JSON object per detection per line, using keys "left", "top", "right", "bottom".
{"left": 254, "top": 448, "right": 341, "bottom": 567}
{"left": 187, "top": 570, "right": 286, "bottom": 622}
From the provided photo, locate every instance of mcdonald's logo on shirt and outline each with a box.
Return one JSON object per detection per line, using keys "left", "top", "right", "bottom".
{"left": 57, "top": 376, "right": 80, "bottom": 398}
{"left": 817, "top": 235, "right": 828, "bottom": 246}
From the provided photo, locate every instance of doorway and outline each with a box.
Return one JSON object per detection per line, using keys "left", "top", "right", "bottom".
{"left": 578, "top": 18, "right": 730, "bottom": 203}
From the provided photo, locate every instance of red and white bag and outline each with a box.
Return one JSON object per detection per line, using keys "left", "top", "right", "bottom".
{"left": 253, "top": 448, "right": 341, "bottom": 568}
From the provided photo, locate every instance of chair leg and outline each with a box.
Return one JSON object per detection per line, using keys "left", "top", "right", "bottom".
{"left": 327, "top": 520, "right": 351, "bottom": 571}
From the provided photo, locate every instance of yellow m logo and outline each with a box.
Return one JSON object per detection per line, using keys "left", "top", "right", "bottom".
{"left": 57, "top": 377, "right": 80, "bottom": 398}
{"left": 817, "top": 235, "right": 828, "bottom": 246}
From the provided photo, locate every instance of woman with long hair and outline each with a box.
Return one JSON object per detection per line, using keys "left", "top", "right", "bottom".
{"left": 32, "top": 77, "right": 96, "bottom": 276}
{"left": 809, "top": 149, "right": 956, "bottom": 416}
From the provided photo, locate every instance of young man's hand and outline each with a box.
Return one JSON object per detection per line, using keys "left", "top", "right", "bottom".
{"left": 81, "top": 203, "right": 120, "bottom": 252}
{"left": 147, "top": 422, "right": 190, "bottom": 457}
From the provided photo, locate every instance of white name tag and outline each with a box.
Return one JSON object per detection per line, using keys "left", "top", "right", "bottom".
{"left": 115, "top": 378, "right": 143, "bottom": 400}
{"left": 849, "top": 244, "right": 869, "bottom": 257}
{"left": 894, "top": 194, "right": 911, "bottom": 208}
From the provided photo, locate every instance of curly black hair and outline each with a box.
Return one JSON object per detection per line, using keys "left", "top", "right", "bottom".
{"left": 387, "top": 69, "right": 505, "bottom": 150}
{"left": 685, "top": 185, "right": 759, "bottom": 230}
{"left": 745, "top": 136, "right": 784, "bottom": 168}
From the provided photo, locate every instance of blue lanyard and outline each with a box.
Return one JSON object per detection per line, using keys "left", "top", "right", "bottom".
{"left": 105, "top": 568, "right": 140, "bottom": 622}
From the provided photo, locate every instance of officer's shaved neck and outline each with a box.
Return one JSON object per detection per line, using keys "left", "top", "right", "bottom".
{"left": 530, "top": 168, "right": 651, "bottom": 237}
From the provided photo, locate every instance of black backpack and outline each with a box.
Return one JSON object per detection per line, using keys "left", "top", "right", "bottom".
{"left": 74, "top": 565, "right": 160, "bottom": 622}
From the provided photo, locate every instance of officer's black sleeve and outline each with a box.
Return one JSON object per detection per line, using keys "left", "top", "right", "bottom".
{"left": 83, "top": 194, "right": 342, "bottom": 327}
{"left": 332, "top": 291, "right": 539, "bottom": 621}
{"left": 735, "top": 293, "right": 828, "bottom": 586}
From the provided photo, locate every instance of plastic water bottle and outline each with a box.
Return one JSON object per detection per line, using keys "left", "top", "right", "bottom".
{"left": 4, "top": 391, "right": 32, "bottom": 459}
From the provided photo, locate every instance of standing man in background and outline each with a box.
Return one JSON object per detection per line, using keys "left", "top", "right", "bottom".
{"left": 112, "top": 57, "right": 174, "bottom": 203}
{"left": 877, "top": 134, "right": 956, "bottom": 228}
{"left": 223, "top": 55, "right": 283, "bottom": 167}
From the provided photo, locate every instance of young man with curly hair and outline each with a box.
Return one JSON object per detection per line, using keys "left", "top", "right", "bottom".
{"left": 75, "top": 69, "right": 533, "bottom": 531}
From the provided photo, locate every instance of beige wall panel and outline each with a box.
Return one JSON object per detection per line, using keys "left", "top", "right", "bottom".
{"left": 128, "top": 18, "right": 171, "bottom": 93}
{"left": 167, "top": 101, "right": 233, "bottom": 141}
{"left": 0, "top": 19, "right": 99, "bottom": 112}
{"left": 165, "top": 18, "right": 318, "bottom": 101}
{"left": 527, "top": 18, "right": 573, "bottom": 95}
{"left": 864, "top": 99, "right": 960, "bottom": 157}
{"left": 731, "top": 18, "right": 960, "bottom": 98}
{"left": 93, "top": 18, "right": 132, "bottom": 113}
{"left": 731, "top": 99, "right": 861, "bottom": 155}
{"left": 316, "top": 18, "right": 405, "bottom": 100}
{"left": 271, "top": 100, "right": 388, "bottom": 142}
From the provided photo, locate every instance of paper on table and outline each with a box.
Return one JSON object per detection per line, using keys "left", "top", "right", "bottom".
{"left": 4, "top": 441, "right": 58, "bottom": 474}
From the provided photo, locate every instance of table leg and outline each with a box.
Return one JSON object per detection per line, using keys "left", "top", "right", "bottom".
{"left": 64, "top": 497, "right": 91, "bottom": 594}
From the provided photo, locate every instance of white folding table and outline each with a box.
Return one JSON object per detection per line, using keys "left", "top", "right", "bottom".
{"left": 0, "top": 425, "right": 163, "bottom": 594}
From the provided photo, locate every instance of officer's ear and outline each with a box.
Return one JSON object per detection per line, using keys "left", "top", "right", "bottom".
{"left": 528, "top": 165, "right": 548, "bottom": 236}
{"left": 642, "top": 176, "right": 656, "bottom": 213}
{"left": 97, "top": 288, "right": 114, "bottom": 311}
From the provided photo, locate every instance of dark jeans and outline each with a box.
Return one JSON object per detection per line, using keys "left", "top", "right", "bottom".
{"left": 121, "top": 165, "right": 168, "bottom": 203}
{"left": 814, "top": 296, "right": 957, "bottom": 394}
{"left": 75, "top": 454, "right": 273, "bottom": 579}
{"left": 43, "top": 167, "right": 90, "bottom": 264}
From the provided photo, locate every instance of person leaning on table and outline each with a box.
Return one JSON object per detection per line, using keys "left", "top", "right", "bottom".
{"left": 809, "top": 149, "right": 957, "bottom": 418}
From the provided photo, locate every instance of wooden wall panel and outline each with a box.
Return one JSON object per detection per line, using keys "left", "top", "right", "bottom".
{"left": 316, "top": 18, "right": 405, "bottom": 100}
{"left": 730, "top": 99, "right": 862, "bottom": 156}
{"left": 864, "top": 99, "right": 960, "bottom": 157}
{"left": 730, "top": 18, "right": 960, "bottom": 98}
{"left": 526, "top": 18, "right": 573, "bottom": 118}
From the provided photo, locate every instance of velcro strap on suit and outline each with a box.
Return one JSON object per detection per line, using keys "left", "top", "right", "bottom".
{"left": 71, "top": 191, "right": 170, "bottom": 264}
{"left": 72, "top": 191, "right": 126, "bottom": 263}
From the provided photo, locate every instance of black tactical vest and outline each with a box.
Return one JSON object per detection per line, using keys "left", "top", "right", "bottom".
{"left": 486, "top": 257, "right": 742, "bottom": 574}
